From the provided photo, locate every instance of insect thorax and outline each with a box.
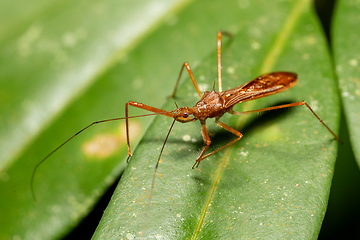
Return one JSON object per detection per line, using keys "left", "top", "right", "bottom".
{"left": 193, "top": 91, "right": 227, "bottom": 120}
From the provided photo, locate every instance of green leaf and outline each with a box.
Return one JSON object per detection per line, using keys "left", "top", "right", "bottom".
{"left": 93, "top": 0, "right": 341, "bottom": 239}
{"left": 332, "top": 0, "right": 360, "bottom": 167}
{"left": 0, "top": 0, "right": 302, "bottom": 239}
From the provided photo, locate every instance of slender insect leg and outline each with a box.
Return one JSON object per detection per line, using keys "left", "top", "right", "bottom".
{"left": 125, "top": 102, "right": 131, "bottom": 159}
{"left": 217, "top": 32, "right": 223, "bottom": 92}
{"left": 169, "top": 62, "right": 202, "bottom": 99}
{"left": 230, "top": 101, "right": 342, "bottom": 143}
{"left": 192, "top": 118, "right": 244, "bottom": 168}
{"left": 125, "top": 101, "right": 175, "bottom": 161}
{"left": 192, "top": 121, "right": 212, "bottom": 169}
{"left": 217, "top": 31, "right": 233, "bottom": 93}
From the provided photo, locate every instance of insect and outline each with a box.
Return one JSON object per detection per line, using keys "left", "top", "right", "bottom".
{"left": 31, "top": 31, "right": 342, "bottom": 200}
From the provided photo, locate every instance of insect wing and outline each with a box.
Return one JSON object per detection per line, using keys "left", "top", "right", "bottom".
{"left": 223, "top": 72, "right": 297, "bottom": 108}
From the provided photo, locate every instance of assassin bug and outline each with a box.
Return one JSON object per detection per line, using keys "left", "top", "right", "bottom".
{"left": 31, "top": 31, "right": 341, "bottom": 199}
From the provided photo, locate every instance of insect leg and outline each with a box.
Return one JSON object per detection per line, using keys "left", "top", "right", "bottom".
{"left": 192, "top": 118, "right": 243, "bottom": 168}
{"left": 192, "top": 121, "right": 211, "bottom": 168}
{"left": 125, "top": 101, "right": 175, "bottom": 161}
{"left": 230, "top": 101, "right": 342, "bottom": 143}
{"left": 217, "top": 32, "right": 223, "bottom": 92}
{"left": 169, "top": 62, "right": 202, "bottom": 99}
{"left": 217, "top": 31, "right": 233, "bottom": 92}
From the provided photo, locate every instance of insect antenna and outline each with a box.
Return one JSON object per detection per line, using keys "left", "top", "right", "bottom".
{"left": 31, "top": 111, "right": 175, "bottom": 201}
{"left": 143, "top": 118, "right": 176, "bottom": 225}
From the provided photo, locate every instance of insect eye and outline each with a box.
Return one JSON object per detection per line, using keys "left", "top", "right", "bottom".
{"left": 183, "top": 112, "right": 189, "bottom": 118}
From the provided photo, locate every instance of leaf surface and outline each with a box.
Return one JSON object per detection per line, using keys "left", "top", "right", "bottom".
{"left": 93, "top": 0, "right": 341, "bottom": 239}
{"left": 332, "top": 0, "right": 360, "bottom": 167}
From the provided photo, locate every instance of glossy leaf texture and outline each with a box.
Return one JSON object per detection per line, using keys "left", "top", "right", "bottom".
{"left": 93, "top": 0, "right": 341, "bottom": 239}
{"left": 332, "top": 0, "right": 360, "bottom": 167}
{"left": 0, "top": 0, "right": 295, "bottom": 239}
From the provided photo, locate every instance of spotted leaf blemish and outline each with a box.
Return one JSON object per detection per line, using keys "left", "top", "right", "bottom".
{"left": 82, "top": 121, "right": 141, "bottom": 159}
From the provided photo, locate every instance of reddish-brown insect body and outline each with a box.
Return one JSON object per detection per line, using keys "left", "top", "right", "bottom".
{"left": 167, "top": 71, "right": 300, "bottom": 168}
{"left": 31, "top": 31, "right": 341, "bottom": 200}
